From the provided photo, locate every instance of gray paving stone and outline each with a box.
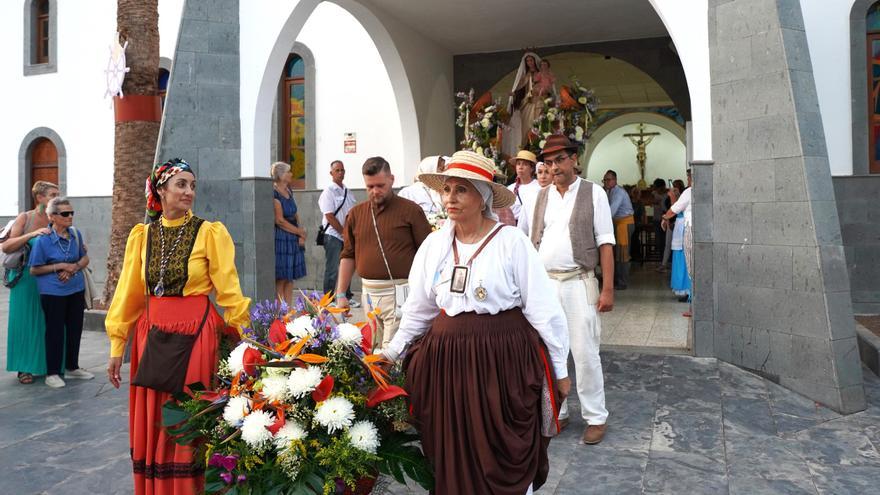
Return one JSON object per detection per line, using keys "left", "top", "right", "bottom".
{"left": 555, "top": 446, "right": 648, "bottom": 495}
{"left": 788, "top": 421, "right": 880, "bottom": 467}
{"left": 723, "top": 397, "right": 778, "bottom": 438}
{"left": 642, "top": 451, "right": 728, "bottom": 494}
{"left": 806, "top": 463, "right": 880, "bottom": 495}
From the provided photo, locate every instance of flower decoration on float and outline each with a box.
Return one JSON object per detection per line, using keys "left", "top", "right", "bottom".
{"left": 455, "top": 89, "right": 509, "bottom": 177}
{"left": 161, "top": 293, "right": 433, "bottom": 494}
{"left": 526, "top": 76, "right": 599, "bottom": 157}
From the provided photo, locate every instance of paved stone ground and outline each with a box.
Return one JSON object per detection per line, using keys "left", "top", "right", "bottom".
{"left": 2, "top": 288, "right": 880, "bottom": 494}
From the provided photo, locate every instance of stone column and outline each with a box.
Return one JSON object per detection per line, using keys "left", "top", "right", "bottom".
{"left": 708, "top": 0, "right": 864, "bottom": 413}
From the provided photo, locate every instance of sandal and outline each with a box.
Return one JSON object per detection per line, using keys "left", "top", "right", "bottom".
{"left": 17, "top": 372, "right": 34, "bottom": 384}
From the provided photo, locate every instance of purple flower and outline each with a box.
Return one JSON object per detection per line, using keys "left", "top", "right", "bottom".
{"left": 208, "top": 453, "right": 238, "bottom": 471}
{"left": 237, "top": 474, "right": 247, "bottom": 484}
{"left": 220, "top": 472, "right": 234, "bottom": 484}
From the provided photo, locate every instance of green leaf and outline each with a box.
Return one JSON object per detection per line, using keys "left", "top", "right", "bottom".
{"left": 161, "top": 402, "right": 190, "bottom": 427}
{"left": 204, "top": 480, "right": 225, "bottom": 493}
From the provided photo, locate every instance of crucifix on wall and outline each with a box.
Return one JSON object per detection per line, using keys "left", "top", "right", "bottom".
{"left": 624, "top": 123, "right": 660, "bottom": 187}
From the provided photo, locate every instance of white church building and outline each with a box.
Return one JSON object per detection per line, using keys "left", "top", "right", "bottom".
{"left": 2, "top": 0, "right": 879, "bottom": 413}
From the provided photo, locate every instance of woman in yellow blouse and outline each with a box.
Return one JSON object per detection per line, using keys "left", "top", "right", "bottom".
{"left": 105, "top": 159, "right": 250, "bottom": 495}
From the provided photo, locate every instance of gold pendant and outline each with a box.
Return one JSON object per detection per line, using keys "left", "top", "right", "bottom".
{"left": 474, "top": 284, "right": 487, "bottom": 301}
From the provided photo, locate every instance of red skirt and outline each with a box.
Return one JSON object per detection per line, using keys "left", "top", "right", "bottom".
{"left": 403, "top": 308, "right": 559, "bottom": 495}
{"left": 128, "top": 295, "right": 229, "bottom": 495}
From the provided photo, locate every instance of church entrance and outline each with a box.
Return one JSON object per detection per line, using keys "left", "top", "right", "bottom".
{"left": 478, "top": 49, "right": 692, "bottom": 352}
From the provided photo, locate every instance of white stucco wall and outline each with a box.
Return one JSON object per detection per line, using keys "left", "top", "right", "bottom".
{"left": 649, "top": 0, "right": 712, "bottom": 163}
{"left": 297, "top": 3, "right": 404, "bottom": 190}
{"left": 585, "top": 124, "right": 687, "bottom": 185}
{"left": 801, "top": 0, "right": 858, "bottom": 176}
{"left": 0, "top": 0, "right": 183, "bottom": 216}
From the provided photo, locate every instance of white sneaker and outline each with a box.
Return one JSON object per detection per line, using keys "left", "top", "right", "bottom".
{"left": 66, "top": 368, "right": 95, "bottom": 380}
{"left": 45, "top": 375, "right": 66, "bottom": 388}
{"left": 349, "top": 299, "right": 361, "bottom": 309}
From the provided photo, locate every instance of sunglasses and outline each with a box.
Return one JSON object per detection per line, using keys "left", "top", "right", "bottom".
{"left": 55, "top": 211, "right": 75, "bottom": 218}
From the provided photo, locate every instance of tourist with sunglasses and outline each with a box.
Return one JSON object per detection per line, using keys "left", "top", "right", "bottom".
{"left": 28, "top": 197, "right": 94, "bottom": 388}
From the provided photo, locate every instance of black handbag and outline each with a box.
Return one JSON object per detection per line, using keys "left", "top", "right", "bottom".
{"left": 132, "top": 297, "right": 210, "bottom": 394}
{"left": 316, "top": 188, "right": 348, "bottom": 246}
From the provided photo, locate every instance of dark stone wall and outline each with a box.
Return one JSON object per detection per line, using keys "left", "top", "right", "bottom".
{"left": 707, "top": 0, "right": 864, "bottom": 413}
{"left": 833, "top": 176, "right": 880, "bottom": 314}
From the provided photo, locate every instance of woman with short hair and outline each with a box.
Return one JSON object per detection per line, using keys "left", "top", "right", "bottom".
{"left": 385, "top": 150, "right": 571, "bottom": 494}
{"left": 28, "top": 196, "right": 94, "bottom": 388}
{"left": 271, "top": 161, "right": 307, "bottom": 304}
{"left": 105, "top": 158, "right": 250, "bottom": 494}
{"left": 2, "top": 181, "right": 58, "bottom": 384}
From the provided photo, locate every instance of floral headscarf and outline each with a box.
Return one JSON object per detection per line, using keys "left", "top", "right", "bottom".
{"left": 145, "top": 158, "right": 194, "bottom": 220}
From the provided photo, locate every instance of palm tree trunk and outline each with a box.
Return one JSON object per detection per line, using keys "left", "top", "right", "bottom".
{"left": 102, "top": 0, "right": 160, "bottom": 305}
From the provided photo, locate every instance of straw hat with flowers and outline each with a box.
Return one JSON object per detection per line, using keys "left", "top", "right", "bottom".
{"left": 418, "top": 150, "right": 515, "bottom": 209}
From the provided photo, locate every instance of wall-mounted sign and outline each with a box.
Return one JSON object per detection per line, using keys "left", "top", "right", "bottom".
{"left": 344, "top": 132, "right": 356, "bottom": 154}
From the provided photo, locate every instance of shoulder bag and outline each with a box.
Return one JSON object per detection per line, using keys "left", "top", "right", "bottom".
{"left": 316, "top": 187, "right": 348, "bottom": 246}
{"left": 369, "top": 204, "right": 408, "bottom": 318}
{"left": 1, "top": 212, "right": 35, "bottom": 288}
{"left": 131, "top": 224, "right": 212, "bottom": 393}
{"left": 68, "top": 227, "right": 97, "bottom": 309}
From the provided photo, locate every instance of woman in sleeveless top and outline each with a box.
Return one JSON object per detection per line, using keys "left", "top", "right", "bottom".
{"left": 271, "top": 162, "right": 307, "bottom": 304}
{"left": 384, "top": 151, "right": 571, "bottom": 494}
{"left": 105, "top": 159, "right": 251, "bottom": 495}
{"left": 2, "top": 181, "right": 58, "bottom": 384}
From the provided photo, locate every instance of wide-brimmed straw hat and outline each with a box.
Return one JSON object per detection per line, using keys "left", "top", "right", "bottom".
{"left": 509, "top": 150, "right": 537, "bottom": 166}
{"left": 418, "top": 150, "right": 515, "bottom": 209}
{"left": 538, "top": 134, "right": 579, "bottom": 160}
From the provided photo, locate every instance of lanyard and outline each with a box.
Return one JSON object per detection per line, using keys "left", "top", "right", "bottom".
{"left": 452, "top": 224, "right": 505, "bottom": 267}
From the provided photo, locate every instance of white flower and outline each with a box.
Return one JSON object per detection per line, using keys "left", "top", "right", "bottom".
{"left": 539, "top": 140, "right": 546, "bottom": 149}
{"left": 227, "top": 342, "right": 257, "bottom": 375}
{"left": 544, "top": 97, "right": 553, "bottom": 105}
{"left": 484, "top": 111, "right": 494, "bottom": 119}
{"left": 348, "top": 420, "right": 380, "bottom": 454}
{"left": 287, "top": 366, "right": 323, "bottom": 399}
{"left": 336, "top": 323, "right": 363, "bottom": 346}
{"left": 274, "top": 422, "right": 307, "bottom": 451}
{"left": 578, "top": 96, "right": 588, "bottom": 105}
{"left": 261, "top": 375, "right": 289, "bottom": 403}
{"left": 286, "top": 315, "right": 315, "bottom": 340}
{"left": 481, "top": 118, "right": 490, "bottom": 128}
{"left": 223, "top": 395, "right": 251, "bottom": 427}
{"left": 241, "top": 409, "right": 275, "bottom": 448}
{"left": 575, "top": 126, "right": 585, "bottom": 141}
{"left": 475, "top": 146, "right": 484, "bottom": 156}
{"left": 314, "top": 396, "right": 355, "bottom": 433}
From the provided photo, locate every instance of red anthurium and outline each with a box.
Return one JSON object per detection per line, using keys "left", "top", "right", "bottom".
{"left": 366, "top": 385, "right": 408, "bottom": 408}
{"left": 311, "top": 375, "right": 334, "bottom": 402}
{"left": 267, "top": 409, "right": 285, "bottom": 435}
{"left": 242, "top": 347, "right": 265, "bottom": 376}
{"left": 268, "top": 319, "right": 287, "bottom": 345}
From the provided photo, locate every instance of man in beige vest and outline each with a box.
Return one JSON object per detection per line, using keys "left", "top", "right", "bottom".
{"left": 519, "top": 134, "right": 615, "bottom": 445}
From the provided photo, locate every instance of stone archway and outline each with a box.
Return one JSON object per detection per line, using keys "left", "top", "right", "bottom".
{"left": 851, "top": 0, "right": 878, "bottom": 174}
{"left": 584, "top": 112, "right": 686, "bottom": 178}
{"left": 250, "top": 0, "right": 421, "bottom": 181}
{"left": 18, "top": 127, "right": 67, "bottom": 211}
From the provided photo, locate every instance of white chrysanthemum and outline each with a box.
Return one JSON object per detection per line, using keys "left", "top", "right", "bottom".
{"left": 261, "top": 375, "right": 289, "bottom": 403}
{"left": 286, "top": 315, "right": 315, "bottom": 340}
{"left": 274, "top": 422, "right": 307, "bottom": 450}
{"left": 286, "top": 366, "right": 323, "bottom": 399}
{"left": 227, "top": 342, "right": 257, "bottom": 375}
{"left": 336, "top": 323, "right": 363, "bottom": 346}
{"left": 222, "top": 396, "right": 251, "bottom": 427}
{"left": 265, "top": 365, "right": 292, "bottom": 378}
{"left": 241, "top": 409, "right": 275, "bottom": 448}
{"left": 315, "top": 396, "right": 355, "bottom": 433}
{"left": 348, "top": 420, "right": 380, "bottom": 454}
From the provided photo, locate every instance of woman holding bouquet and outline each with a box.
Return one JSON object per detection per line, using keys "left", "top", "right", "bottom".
{"left": 105, "top": 158, "right": 251, "bottom": 495}
{"left": 384, "top": 150, "right": 571, "bottom": 494}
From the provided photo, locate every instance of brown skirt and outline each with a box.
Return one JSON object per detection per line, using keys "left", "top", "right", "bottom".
{"left": 404, "top": 308, "right": 558, "bottom": 495}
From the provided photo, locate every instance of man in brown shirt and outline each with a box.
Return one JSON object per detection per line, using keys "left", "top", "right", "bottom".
{"left": 336, "top": 157, "right": 432, "bottom": 349}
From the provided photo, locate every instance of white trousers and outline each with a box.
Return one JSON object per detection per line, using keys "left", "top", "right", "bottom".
{"left": 552, "top": 277, "right": 608, "bottom": 425}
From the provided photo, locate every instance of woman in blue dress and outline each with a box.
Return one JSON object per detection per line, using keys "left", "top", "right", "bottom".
{"left": 667, "top": 180, "right": 691, "bottom": 302}
{"left": 272, "top": 162, "right": 307, "bottom": 304}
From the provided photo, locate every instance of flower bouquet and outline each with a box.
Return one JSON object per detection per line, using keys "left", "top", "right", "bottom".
{"left": 455, "top": 89, "right": 508, "bottom": 177}
{"left": 425, "top": 211, "right": 448, "bottom": 231}
{"left": 526, "top": 77, "right": 599, "bottom": 157}
{"left": 161, "top": 294, "right": 433, "bottom": 494}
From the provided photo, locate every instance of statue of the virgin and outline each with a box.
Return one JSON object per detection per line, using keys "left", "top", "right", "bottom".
{"left": 503, "top": 52, "right": 543, "bottom": 157}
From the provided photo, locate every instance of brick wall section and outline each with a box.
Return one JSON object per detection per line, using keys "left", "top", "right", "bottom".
{"left": 833, "top": 176, "right": 880, "bottom": 314}
{"left": 708, "top": 0, "right": 864, "bottom": 413}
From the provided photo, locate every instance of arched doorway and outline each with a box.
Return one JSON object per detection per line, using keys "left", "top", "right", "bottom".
{"left": 29, "top": 138, "right": 58, "bottom": 204}
{"left": 18, "top": 128, "right": 66, "bottom": 211}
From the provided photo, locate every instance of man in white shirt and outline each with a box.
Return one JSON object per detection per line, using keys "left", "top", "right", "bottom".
{"left": 318, "top": 160, "right": 357, "bottom": 303}
{"left": 507, "top": 150, "right": 542, "bottom": 224}
{"left": 520, "top": 134, "right": 615, "bottom": 445}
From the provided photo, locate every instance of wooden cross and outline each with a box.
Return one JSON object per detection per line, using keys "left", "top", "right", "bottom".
{"left": 623, "top": 123, "right": 660, "bottom": 186}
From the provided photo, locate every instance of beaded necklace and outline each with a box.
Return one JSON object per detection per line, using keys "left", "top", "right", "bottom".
{"left": 153, "top": 211, "right": 190, "bottom": 297}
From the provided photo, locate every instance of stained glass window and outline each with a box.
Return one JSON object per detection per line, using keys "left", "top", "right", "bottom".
{"left": 284, "top": 55, "right": 306, "bottom": 188}
{"left": 868, "top": 2, "right": 880, "bottom": 172}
